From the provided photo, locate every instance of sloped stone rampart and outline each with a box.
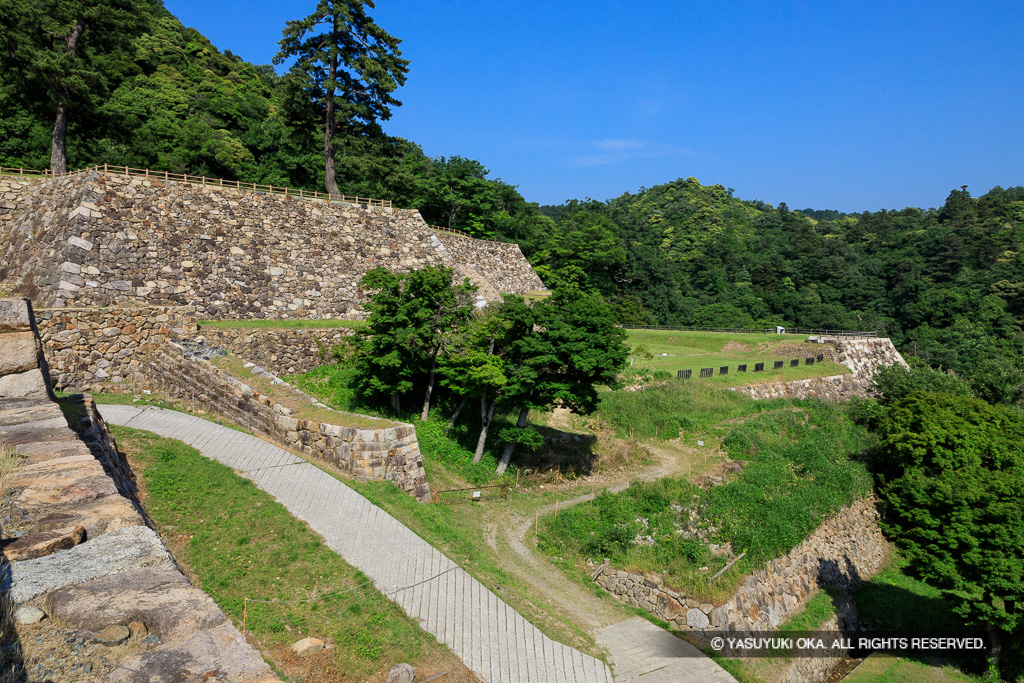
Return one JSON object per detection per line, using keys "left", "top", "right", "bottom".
{"left": 593, "top": 498, "right": 887, "bottom": 638}
{"left": 0, "top": 297, "right": 277, "bottom": 681}
{"left": 432, "top": 231, "right": 546, "bottom": 298}
{"left": 1, "top": 171, "right": 544, "bottom": 317}
{"left": 150, "top": 341, "right": 430, "bottom": 501}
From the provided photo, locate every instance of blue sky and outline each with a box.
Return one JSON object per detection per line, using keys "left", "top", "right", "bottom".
{"left": 165, "top": 0, "right": 1023, "bottom": 212}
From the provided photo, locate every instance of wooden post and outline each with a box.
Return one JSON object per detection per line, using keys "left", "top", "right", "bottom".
{"left": 535, "top": 509, "right": 538, "bottom": 535}
{"left": 554, "top": 498, "right": 559, "bottom": 519}
{"left": 242, "top": 597, "right": 248, "bottom": 637}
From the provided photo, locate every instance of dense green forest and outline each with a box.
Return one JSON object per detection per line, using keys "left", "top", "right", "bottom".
{"left": 1, "top": 0, "right": 1021, "bottom": 399}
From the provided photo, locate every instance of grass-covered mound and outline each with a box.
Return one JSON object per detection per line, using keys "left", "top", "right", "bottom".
{"left": 539, "top": 396, "right": 873, "bottom": 601}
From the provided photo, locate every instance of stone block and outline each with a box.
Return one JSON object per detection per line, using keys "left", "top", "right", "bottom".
{"left": 0, "top": 367, "right": 49, "bottom": 399}
{"left": 0, "top": 330, "right": 40, "bottom": 375}
{"left": 46, "top": 564, "right": 227, "bottom": 642}
{"left": 0, "top": 298, "right": 32, "bottom": 332}
{"left": 686, "top": 608, "right": 710, "bottom": 629}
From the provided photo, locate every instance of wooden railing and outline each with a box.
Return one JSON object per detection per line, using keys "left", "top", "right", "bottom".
{"left": 0, "top": 164, "right": 392, "bottom": 208}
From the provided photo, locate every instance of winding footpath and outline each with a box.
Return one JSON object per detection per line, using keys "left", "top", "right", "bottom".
{"left": 102, "top": 404, "right": 734, "bottom": 683}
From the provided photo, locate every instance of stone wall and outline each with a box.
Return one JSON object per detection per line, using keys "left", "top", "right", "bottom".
{"left": 593, "top": 498, "right": 887, "bottom": 638}
{"left": 1, "top": 170, "right": 544, "bottom": 317}
{"left": 0, "top": 298, "right": 53, "bottom": 400}
{"left": 0, "top": 297, "right": 276, "bottom": 681}
{"left": 432, "top": 231, "right": 546, "bottom": 300}
{"left": 199, "top": 326, "right": 355, "bottom": 376}
{"left": 735, "top": 337, "right": 907, "bottom": 402}
{"left": 150, "top": 341, "right": 430, "bottom": 501}
{"left": 34, "top": 305, "right": 198, "bottom": 392}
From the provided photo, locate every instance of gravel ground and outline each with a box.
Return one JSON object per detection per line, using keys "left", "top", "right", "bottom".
{"left": 16, "top": 612, "right": 160, "bottom": 682}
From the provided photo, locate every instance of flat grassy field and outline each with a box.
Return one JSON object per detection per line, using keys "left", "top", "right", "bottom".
{"left": 624, "top": 329, "right": 849, "bottom": 384}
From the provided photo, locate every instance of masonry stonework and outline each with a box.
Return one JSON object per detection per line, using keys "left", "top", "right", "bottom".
{"left": 150, "top": 341, "right": 430, "bottom": 501}
{"left": 593, "top": 498, "right": 887, "bottom": 637}
{"left": 735, "top": 337, "right": 908, "bottom": 402}
{"left": 1, "top": 171, "right": 545, "bottom": 318}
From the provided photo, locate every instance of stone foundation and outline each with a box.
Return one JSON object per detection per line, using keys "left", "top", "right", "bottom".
{"left": 0, "top": 297, "right": 276, "bottom": 681}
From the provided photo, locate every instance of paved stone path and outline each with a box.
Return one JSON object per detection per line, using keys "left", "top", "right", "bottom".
{"left": 103, "top": 405, "right": 613, "bottom": 683}
{"left": 596, "top": 619, "right": 736, "bottom": 682}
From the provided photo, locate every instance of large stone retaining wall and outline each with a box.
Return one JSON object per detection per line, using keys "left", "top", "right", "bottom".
{"left": 150, "top": 341, "right": 430, "bottom": 501}
{"left": 735, "top": 337, "right": 908, "bottom": 401}
{"left": 0, "top": 297, "right": 276, "bottom": 681}
{"left": 0, "top": 170, "right": 545, "bottom": 317}
{"left": 593, "top": 498, "right": 887, "bottom": 637}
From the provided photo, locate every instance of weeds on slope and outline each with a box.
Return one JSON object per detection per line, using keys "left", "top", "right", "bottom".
{"left": 538, "top": 400, "right": 873, "bottom": 602}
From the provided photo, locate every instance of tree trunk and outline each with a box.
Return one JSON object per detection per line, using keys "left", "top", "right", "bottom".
{"left": 50, "top": 97, "right": 69, "bottom": 174}
{"left": 473, "top": 396, "right": 497, "bottom": 463}
{"left": 496, "top": 407, "right": 529, "bottom": 475}
{"left": 988, "top": 624, "right": 1001, "bottom": 676}
{"left": 390, "top": 393, "right": 401, "bottom": 415}
{"left": 449, "top": 395, "right": 467, "bottom": 427}
{"left": 323, "top": 22, "right": 341, "bottom": 198}
{"left": 50, "top": 12, "right": 85, "bottom": 174}
{"left": 420, "top": 350, "right": 438, "bottom": 422}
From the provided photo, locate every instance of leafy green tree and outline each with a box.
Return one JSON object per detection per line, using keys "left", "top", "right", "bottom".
{"left": 873, "top": 392, "right": 1024, "bottom": 675}
{"left": 437, "top": 295, "right": 534, "bottom": 461}
{"left": 274, "top": 0, "right": 408, "bottom": 197}
{"left": 0, "top": 0, "right": 139, "bottom": 172}
{"left": 355, "top": 266, "right": 476, "bottom": 419}
{"left": 492, "top": 290, "right": 628, "bottom": 474}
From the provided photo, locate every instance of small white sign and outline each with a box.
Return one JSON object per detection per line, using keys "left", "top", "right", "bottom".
{"left": 697, "top": 440, "right": 705, "bottom": 447}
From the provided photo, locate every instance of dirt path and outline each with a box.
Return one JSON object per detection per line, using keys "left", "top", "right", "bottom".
{"left": 491, "top": 437, "right": 680, "bottom": 632}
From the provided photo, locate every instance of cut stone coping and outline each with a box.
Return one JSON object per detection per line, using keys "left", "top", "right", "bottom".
{"left": 5, "top": 524, "right": 173, "bottom": 603}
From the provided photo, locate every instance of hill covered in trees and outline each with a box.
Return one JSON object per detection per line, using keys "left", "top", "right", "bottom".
{"left": 1, "top": 0, "right": 1021, "bottom": 400}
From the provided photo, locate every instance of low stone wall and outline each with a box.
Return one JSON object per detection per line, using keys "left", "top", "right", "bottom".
{"left": 150, "top": 341, "right": 430, "bottom": 501}
{"left": 735, "top": 374, "right": 868, "bottom": 401}
{"left": 0, "top": 298, "right": 53, "bottom": 399}
{"left": 593, "top": 498, "right": 887, "bottom": 637}
{"left": 735, "top": 337, "right": 907, "bottom": 402}
{"left": 777, "top": 599, "right": 859, "bottom": 683}
{"left": 34, "top": 305, "right": 198, "bottom": 392}
{"left": 198, "top": 326, "right": 355, "bottom": 376}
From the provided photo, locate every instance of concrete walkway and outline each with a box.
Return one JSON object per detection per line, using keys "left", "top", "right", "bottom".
{"left": 102, "top": 404, "right": 613, "bottom": 683}
{"left": 596, "top": 619, "right": 736, "bottom": 683}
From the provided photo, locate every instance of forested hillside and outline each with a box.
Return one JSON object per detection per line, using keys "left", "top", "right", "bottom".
{"left": 1, "top": 0, "right": 1021, "bottom": 398}
{"left": 524, "top": 179, "right": 1024, "bottom": 400}
{"left": 0, "top": 0, "right": 547, "bottom": 238}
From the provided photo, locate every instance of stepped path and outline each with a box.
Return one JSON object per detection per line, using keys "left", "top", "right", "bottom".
{"left": 103, "top": 404, "right": 736, "bottom": 682}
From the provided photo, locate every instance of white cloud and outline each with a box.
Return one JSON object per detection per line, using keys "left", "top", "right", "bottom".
{"left": 568, "top": 139, "right": 696, "bottom": 167}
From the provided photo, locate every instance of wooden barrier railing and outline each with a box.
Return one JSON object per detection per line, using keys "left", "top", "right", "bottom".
{"left": 0, "top": 164, "right": 392, "bottom": 208}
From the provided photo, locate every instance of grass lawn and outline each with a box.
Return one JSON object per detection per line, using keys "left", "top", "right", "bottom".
{"left": 198, "top": 319, "right": 367, "bottom": 330}
{"left": 624, "top": 329, "right": 849, "bottom": 384}
{"left": 112, "top": 425, "right": 476, "bottom": 683}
